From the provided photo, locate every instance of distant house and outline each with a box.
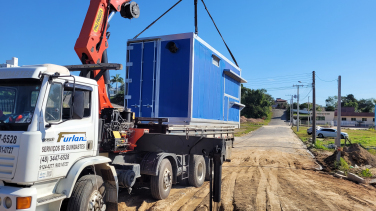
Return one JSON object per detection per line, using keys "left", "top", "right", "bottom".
{"left": 274, "top": 98, "right": 287, "bottom": 109}
{"left": 0, "top": 57, "right": 18, "bottom": 68}
{"left": 334, "top": 107, "right": 375, "bottom": 127}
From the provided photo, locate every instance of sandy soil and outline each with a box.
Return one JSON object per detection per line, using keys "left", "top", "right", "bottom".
{"left": 118, "top": 109, "right": 376, "bottom": 210}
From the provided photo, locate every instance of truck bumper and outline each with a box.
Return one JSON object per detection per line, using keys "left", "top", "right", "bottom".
{"left": 0, "top": 186, "right": 37, "bottom": 211}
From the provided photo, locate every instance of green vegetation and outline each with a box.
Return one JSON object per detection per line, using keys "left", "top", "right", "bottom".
{"left": 334, "top": 157, "right": 349, "bottom": 175}
{"left": 240, "top": 85, "right": 274, "bottom": 119}
{"left": 293, "top": 126, "right": 376, "bottom": 150}
{"left": 235, "top": 108, "right": 272, "bottom": 137}
{"left": 360, "top": 168, "right": 373, "bottom": 178}
{"left": 368, "top": 149, "right": 376, "bottom": 156}
{"left": 325, "top": 94, "right": 375, "bottom": 112}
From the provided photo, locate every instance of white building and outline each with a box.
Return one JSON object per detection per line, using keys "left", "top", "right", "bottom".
{"left": 0, "top": 57, "right": 19, "bottom": 67}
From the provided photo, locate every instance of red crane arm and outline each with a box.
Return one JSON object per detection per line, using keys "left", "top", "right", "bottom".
{"left": 74, "top": 0, "right": 139, "bottom": 112}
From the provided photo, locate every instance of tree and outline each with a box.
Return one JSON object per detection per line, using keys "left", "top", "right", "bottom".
{"left": 110, "top": 74, "right": 124, "bottom": 94}
{"left": 325, "top": 96, "right": 338, "bottom": 108}
{"left": 344, "top": 101, "right": 358, "bottom": 111}
{"left": 326, "top": 105, "right": 335, "bottom": 111}
{"left": 241, "top": 85, "right": 273, "bottom": 119}
{"left": 358, "top": 98, "right": 375, "bottom": 113}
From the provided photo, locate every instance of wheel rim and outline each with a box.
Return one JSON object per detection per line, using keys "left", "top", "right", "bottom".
{"left": 163, "top": 168, "right": 172, "bottom": 191}
{"left": 197, "top": 163, "right": 204, "bottom": 180}
{"left": 89, "top": 190, "right": 106, "bottom": 211}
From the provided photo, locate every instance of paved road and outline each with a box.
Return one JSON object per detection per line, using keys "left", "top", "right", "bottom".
{"left": 235, "top": 109, "right": 310, "bottom": 154}
{"left": 118, "top": 109, "right": 376, "bottom": 210}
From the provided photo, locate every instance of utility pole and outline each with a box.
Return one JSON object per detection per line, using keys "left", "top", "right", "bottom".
{"left": 308, "top": 96, "right": 310, "bottom": 128}
{"left": 286, "top": 94, "right": 293, "bottom": 126}
{"left": 312, "top": 71, "right": 316, "bottom": 144}
{"left": 291, "top": 96, "right": 293, "bottom": 126}
{"left": 293, "top": 85, "right": 304, "bottom": 131}
{"left": 336, "top": 75, "right": 342, "bottom": 162}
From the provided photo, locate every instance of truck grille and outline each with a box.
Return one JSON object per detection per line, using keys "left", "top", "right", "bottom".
{"left": 0, "top": 147, "right": 18, "bottom": 179}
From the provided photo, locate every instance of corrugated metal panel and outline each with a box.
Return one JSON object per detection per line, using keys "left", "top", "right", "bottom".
{"left": 127, "top": 43, "right": 143, "bottom": 116}
{"left": 158, "top": 39, "right": 191, "bottom": 117}
{"left": 192, "top": 41, "right": 224, "bottom": 121}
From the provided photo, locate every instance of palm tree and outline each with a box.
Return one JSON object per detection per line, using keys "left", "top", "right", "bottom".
{"left": 110, "top": 74, "right": 124, "bottom": 94}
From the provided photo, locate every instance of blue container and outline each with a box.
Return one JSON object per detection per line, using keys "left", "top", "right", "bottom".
{"left": 125, "top": 33, "right": 246, "bottom": 127}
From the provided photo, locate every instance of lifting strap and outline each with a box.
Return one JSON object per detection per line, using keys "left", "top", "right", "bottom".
{"left": 133, "top": 0, "right": 239, "bottom": 67}
{"left": 133, "top": 0, "right": 183, "bottom": 39}
{"left": 200, "top": 0, "right": 239, "bottom": 67}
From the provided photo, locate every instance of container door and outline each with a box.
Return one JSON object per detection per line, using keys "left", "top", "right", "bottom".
{"left": 127, "top": 41, "right": 158, "bottom": 117}
{"left": 140, "top": 41, "right": 157, "bottom": 117}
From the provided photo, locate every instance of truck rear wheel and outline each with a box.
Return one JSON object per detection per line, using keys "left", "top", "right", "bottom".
{"left": 151, "top": 159, "right": 172, "bottom": 200}
{"left": 67, "top": 175, "right": 106, "bottom": 211}
{"left": 189, "top": 155, "right": 206, "bottom": 187}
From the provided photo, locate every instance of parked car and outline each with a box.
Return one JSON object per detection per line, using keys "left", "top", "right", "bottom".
{"left": 307, "top": 126, "right": 322, "bottom": 135}
{"left": 316, "top": 128, "right": 348, "bottom": 139}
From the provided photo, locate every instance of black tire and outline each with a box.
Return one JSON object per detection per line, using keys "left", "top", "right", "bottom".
{"left": 151, "top": 159, "right": 172, "bottom": 200}
{"left": 307, "top": 133, "right": 312, "bottom": 135}
{"left": 188, "top": 155, "right": 206, "bottom": 187}
{"left": 341, "top": 135, "right": 345, "bottom": 139}
{"left": 318, "top": 133, "right": 324, "bottom": 138}
{"left": 67, "top": 175, "right": 106, "bottom": 211}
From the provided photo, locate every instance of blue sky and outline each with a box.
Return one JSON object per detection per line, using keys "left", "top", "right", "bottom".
{"left": 1, "top": 0, "right": 375, "bottom": 106}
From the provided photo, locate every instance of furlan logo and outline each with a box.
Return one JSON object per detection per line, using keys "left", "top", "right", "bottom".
{"left": 57, "top": 132, "right": 87, "bottom": 143}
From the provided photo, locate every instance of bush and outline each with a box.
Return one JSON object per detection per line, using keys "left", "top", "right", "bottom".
{"left": 334, "top": 157, "right": 349, "bottom": 175}
{"left": 360, "top": 169, "right": 373, "bottom": 178}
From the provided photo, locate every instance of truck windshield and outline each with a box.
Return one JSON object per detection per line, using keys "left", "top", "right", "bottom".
{"left": 0, "top": 79, "right": 41, "bottom": 131}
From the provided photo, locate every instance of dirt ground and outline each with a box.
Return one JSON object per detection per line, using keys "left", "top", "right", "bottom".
{"left": 118, "top": 109, "right": 376, "bottom": 210}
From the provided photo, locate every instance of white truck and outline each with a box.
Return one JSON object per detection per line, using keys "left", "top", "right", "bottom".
{"left": 0, "top": 63, "right": 233, "bottom": 210}
{"left": 0, "top": 0, "right": 239, "bottom": 210}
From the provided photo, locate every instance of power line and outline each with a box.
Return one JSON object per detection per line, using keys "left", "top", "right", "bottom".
{"left": 300, "top": 89, "right": 312, "bottom": 101}
{"left": 249, "top": 80, "right": 312, "bottom": 86}
{"left": 245, "top": 73, "right": 311, "bottom": 81}
{"left": 315, "top": 74, "right": 337, "bottom": 82}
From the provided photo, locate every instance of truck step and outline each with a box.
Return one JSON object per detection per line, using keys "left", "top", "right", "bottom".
{"left": 37, "top": 193, "right": 66, "bottom": 206}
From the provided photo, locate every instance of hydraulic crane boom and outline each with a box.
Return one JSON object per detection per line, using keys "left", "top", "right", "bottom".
{"left": 75, "top": 0, "right": 140, "bottom": 111}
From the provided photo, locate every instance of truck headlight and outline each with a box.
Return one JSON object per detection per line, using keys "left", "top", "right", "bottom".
{"left": 4, "top": 197, "right": 12, "bottom": 208}
{"left": 17, "top": 197, "right": 32, "bottom": 209}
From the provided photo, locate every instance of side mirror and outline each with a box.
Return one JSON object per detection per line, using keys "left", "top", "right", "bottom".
{"left": 72, "top": 91, "right": 85, "bottom": 119}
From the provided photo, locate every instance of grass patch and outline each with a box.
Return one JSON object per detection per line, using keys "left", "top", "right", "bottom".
{"left": 291, "top": 126, "right": 311, "bottom": 143}
{"left": 335, "top": 157, "right": 350, "bottom": 175}
{"left": 343, "top": 129, "right": 376, "bottom": 148}
{"left": 235, "top": 108, "right": 272, "bottom": 137}
{"left": 292, "top": 126, "right": 376, "bottom": 150}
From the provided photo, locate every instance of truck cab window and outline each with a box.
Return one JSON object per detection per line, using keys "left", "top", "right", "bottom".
{"left": 45, "top": 83, "right": 62, "bottom": 122}
{"left": 63, "top": 89, "right": 91, "bottom": 119}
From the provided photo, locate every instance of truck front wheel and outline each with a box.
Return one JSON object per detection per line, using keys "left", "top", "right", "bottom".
{"left": 151, "top": 159, "right": 172, "bottom": 200}
{"left": 66, "top": 175, "right": 106, "bottom": 211}
{"left": 189, "top": 155, "right": 206, "bottom": 187}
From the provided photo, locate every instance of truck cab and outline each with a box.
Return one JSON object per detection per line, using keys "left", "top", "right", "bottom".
{"left": 0, "top": 64, "right": 118, "bottom": 210}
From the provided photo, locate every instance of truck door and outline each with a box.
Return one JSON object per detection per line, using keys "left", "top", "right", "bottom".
{"left": 39, "top": 82, "right": 95, "bottom": 180}
{"left": 127, "top": 41, "right": 158, "bottom": 117}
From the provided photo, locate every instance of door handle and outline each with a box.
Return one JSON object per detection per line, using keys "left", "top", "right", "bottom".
{"left": 131, "top": 104, "right": 140, "bottom": 108}
{"left": 143, "top": 104, "right": 153, "bottom": 108}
